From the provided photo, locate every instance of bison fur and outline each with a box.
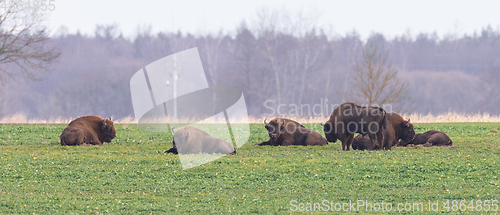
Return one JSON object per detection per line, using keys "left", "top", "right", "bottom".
{"left": 165, "top": 126, "right": 236, "bottom": 155}
{"left": 322, "top": 102, "right": 387, "bottom": 151}
{"left": 257, "top": 118, "right": 328, "bottom": 146}
{"left": 397, "top": 130, "right": 452, "bottom": 147}
{"left": 60, "top": 115, "right": 116, "bottom": 146}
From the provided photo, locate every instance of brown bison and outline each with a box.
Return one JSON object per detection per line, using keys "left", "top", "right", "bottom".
{"left": 351, "top": 113, "right": 415, "bottom": 150}
{"left": 165, "top": 126, "right": 236, "bottom": 154}
{"left": 351, "top": 134, "right": 374, "bottom": 150}
{"left": 257, "top": 118, "right": 328, "bottom": 146}
{"left": 60, "top": 116, "right": 116, "bottom": 146}
{"left": 322, "top": 102, "right": 387, "bottom": 151}
{"left": 397, "top": 130, "right": 452, "bottom": 147}
{"left": 380, "top": 113, "right": 415, "bottom": 150}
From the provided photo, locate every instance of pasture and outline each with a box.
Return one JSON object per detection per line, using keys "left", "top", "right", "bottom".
{"left": 0, "top": 123, "right": 499, "bottom": 214}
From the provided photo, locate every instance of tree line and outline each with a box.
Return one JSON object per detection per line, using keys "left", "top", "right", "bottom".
{"left": 1, "top": 19, "right": 500, "bottom": 119}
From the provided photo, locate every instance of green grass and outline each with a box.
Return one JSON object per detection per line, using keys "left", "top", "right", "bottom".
{"left": 0, "top": 123, "right": 499, "bottom": 214}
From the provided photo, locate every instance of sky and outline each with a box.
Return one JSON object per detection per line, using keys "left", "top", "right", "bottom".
{"left": 46, "top": 0, "right": 500, "bottom": 40}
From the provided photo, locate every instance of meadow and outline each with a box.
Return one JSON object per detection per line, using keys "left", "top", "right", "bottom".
{"left": 0, "top": 123, "right": 499, "bottom": 214}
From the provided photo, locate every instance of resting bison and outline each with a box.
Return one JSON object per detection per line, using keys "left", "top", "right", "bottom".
{"left": 257, "top": 118, "right": 328, "bottom": 146}
{"left": 164, "top": 126, "right": 236, "bottom": 154}
{"left": 380, "top": 113, "right": 415, "bottom": 150}
{"left": 397, "top": 130, "right": 452, "bottom": 147}
{"left": 322, "top": 102, "right": 386, "bottom": 151}
{"left": 351, "top": 134, "right": 373, "bottom": 150}
{"left": 60, "top": 116, "right": 116, "bottom": 146}
{"left": 351, "top": 113, "right": 415, "bottom": 150}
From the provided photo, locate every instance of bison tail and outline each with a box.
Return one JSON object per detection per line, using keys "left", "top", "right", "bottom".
{"left": 382, "top": 109, "right": 387, "bottom": 129}
{"left": 381, "top": 109, "right": 387, "bottom": 129}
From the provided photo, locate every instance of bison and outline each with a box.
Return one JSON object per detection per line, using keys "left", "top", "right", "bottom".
{"left": 164, "top": 126, "right": 236, "bottom": 154}
{"left": 397, "top": 130, "right": 452, "bottom": 147}
{"left": 322, "top": 102, "right": 387, "bottom": 151}
{"left": 351, "top": 113, "right": 415, "bottom": 150}
{"left": 60, "top": 115, "right": 116, "bottom": 146}
{"left": 257, "top": 118, "right": 328, "bottom": 146}
{"left": 380, "top": 113, "right": 415, "bottom": 150}
{"left": 351, "top": 134, "right": 373, "bottom": 151}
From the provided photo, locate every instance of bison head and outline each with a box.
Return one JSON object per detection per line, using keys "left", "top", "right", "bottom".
{"left": 264, "top": 118, "right": 284, "bottom": 141}
{"left": 171, "top": 128, "right": 177, "bottom": 148}
{"left": 101, "top": 118, "right": 116, "bottom": 143}
{"left": 399, "top": 119, "right": 415, "bottom": 143}
{"left": 322, "top": 122, "right": 338, "bottom": 143}
{"left": 172, "top": 128, "right": 190, "bottom": 152}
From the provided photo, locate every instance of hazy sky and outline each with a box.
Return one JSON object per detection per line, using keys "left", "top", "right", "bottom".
{"left": 47, "top": 0, "right": 500, "bottom": 40}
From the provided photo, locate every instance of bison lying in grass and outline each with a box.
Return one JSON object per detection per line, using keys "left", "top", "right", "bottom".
{"left": 351, "top": 134, "right": 375, "bottom": 150}
{"left": 165, "top": 126, "right": 236, "bottom": 155}
{"left": 397, "top": 130, "right": 452, "bottom": 147}
{"left": 257, "top": 118, "right": 328, "bottom": 146}
{"left": 60, "top": 116, "right": 116, "bottom": 146}
{"left": 352, "top": 113, "right": 415, "bottom": 150}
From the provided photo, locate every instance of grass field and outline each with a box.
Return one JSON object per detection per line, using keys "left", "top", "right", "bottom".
{"left": 0, "top": 123, "right": 499, "bottom": 214}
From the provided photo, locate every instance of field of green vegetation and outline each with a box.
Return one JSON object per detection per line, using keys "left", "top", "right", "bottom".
{"left": 0, "top": 123, "right": 499, "bottom": 214}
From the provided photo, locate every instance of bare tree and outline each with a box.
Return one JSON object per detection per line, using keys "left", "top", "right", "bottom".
{"left": 346, "top": 41, "right": 409, "bottom": 109}
{"left": 199, "top": 30, "right": 225, "bottom": 86}
{"left": 254, "top": 8, "right": 322, "bottom": 110}
{"left": 233, "top": 22, "right": 257, "bottom": 91}
{"left": 481, "top": 63, "right": 500, "bottom": 114}
{"left": 294, "top": 30, "right": 323, "bottom": 105}
{"left": 254, "top": 8, "right": 284, "bottom": 107}
{"left": 0, "top": 6, "right": 60, "bottom": 83}
{"left": 95, "top": 23, "right": 121, "bottom": 40}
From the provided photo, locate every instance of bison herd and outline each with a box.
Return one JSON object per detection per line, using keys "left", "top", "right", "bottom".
{"left": 60, "top": 102, "right": 452, "bottom": 153}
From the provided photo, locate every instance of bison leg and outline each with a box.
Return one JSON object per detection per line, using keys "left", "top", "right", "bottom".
{"left": 368, "top": 133, "right": 379, "bottom": 150}
{"left": 60, "top": 136, "right": 67, "bottom": 146}
{"left": 305, "top": 133, "right": 327, "bottom": 146}
{"left": 339, "top": 136, "right": 346, "bottom": 151}
{"left": 369, "top": 131, "right": 385, "bottom": 150}
{"left": 212, "top": 143, "right": 236, "bottom": 155}
{"left": 345, "top": 134, "right": 354, "bottom": 151}
{"left": 282, "top": 140, "right": 294, "bottom": 146}
{"left": 88, "top": 135, "right": 102, "bottom": 145}
{"left": 60, "top": 128, "right": 85, "bottom": 146}
{"left": 377, "top": 132, "right": 389, "bottom": 150}
{"left": 256, "top": 141, "right": 271, "bottom": 146}
{"left": 338, "top": 133, "right": 347, "bottom": 151}
{"left": 397, "top": 140, "right": 409, "bottom": 147}
{"left": 383, "top": 135, "right": 394, "bottom": 150}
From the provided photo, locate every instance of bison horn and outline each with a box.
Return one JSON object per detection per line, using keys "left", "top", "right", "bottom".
{"left": 102, "top": 119, "right": 107, "bottom": 125}
{"left": 406, "top": 118, "right": 411, "bottom": 126}
{"left": 171, "top": 127, "right": 175, "bottom": 134}
{"left": 264, "top": 118, "right": 269, "bottom": 125}
{"left": 278, "top": 118, "right": 284, "bottom": 127}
